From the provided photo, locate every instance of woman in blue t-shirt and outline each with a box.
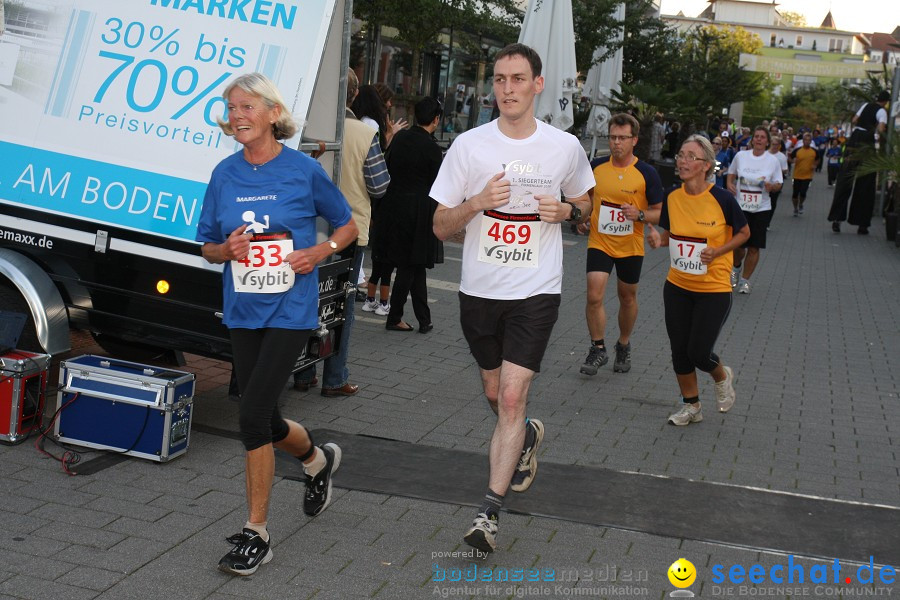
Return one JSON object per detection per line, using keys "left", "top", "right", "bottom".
{"left": 713, "top": 136, "right": 734, "bottom": 188}
{"left": 196, "top": 73, "right": 357, "bottom": 576}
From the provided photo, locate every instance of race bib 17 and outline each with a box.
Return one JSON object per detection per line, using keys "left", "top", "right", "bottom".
{"left": 668, "top": 233, "right": 708, "bottom": 275}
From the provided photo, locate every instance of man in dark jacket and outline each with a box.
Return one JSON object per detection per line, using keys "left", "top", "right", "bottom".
{"left": 371, "top": 97, "right": 444, "bottom": 332}
{"left": 828, "top": 90, "right": 890, "bottom": 234}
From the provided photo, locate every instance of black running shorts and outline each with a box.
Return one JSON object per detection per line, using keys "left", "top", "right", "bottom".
{"left": 741, "top": 210, "right": 770, "bottom": 249}
{"left": 458, "top": 292, "right": 560, "bottom": 373}
{"left": 586, "top": 248, "right": 644, "bottom": 285}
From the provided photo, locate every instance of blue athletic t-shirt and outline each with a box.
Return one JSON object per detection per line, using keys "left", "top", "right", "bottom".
{"left": 196, "top": 146, "right": 352, "bottom": 330}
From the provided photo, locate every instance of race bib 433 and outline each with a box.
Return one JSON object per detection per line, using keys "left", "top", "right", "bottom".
{"left": 231, "top": 232, "right": 295, "bottom": 293}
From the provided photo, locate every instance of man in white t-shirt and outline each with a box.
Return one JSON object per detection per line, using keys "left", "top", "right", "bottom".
{"left": 726, "top": 126, "right": 783, "bottom": 295}
{"left": 430, "top": 43, "right": 594, "bottom": 553}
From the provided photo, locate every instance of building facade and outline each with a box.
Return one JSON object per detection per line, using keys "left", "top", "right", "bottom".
{"left": 661, "top": 0, "right": 889, "bottom": 95}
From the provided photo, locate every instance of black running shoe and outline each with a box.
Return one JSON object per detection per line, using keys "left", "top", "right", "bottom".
{"left": 304, "top": 442, "right": 342, "bottom": 516}
{"left": 579, "top": 345, "right": 608, "bottom": 375}
{"left": 613, "top": 341, "right": 632, "bottom": 373}
{"left": 510, "top": 419, "right": 544, "bottom": 492}
{"left": 218, "top": 529, "right": 273, "bottom": 576}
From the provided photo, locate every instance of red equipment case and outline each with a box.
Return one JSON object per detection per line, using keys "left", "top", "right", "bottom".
{"left": 0, "top": 350, "right": 50, "bottom": 442}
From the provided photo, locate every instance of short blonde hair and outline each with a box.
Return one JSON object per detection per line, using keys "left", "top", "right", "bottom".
{"left": 217, "top": 72, "right": 298, "bottom": 140}
{"left": 681, "top": 134, "right": 716, "bottom": 179}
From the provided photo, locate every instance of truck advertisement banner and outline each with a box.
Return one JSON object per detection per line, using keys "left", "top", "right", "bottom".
{"left": 0, "top": 0, "right": 336, "bottom": 242}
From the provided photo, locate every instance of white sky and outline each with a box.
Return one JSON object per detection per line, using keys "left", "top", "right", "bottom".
{"left": 658, "top": 0, "right": 900, "bottom": 35}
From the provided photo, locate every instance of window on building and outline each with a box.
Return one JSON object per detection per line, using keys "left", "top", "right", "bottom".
{"left": 829, "top": 39, "right": 843, "bottom": 52}
{"left": 795, "top": 35, "right": 803, "bottom": 47}
{"left": 792, "top": 75, "right": 817, "bottom": 91}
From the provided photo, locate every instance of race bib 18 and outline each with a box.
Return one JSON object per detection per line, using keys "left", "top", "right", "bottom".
{"left": 668, "top": 233, "right": 708, "bottom": 275}
{"left": 231, "top": 232, "right": 295, "bottom": 293}
{"left": 596, "top": 200, "right": 634, "bottom": 236}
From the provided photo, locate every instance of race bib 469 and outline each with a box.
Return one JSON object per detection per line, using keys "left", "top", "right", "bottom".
{"left": 478, "top": 210, "right": 540, "bottom": 268}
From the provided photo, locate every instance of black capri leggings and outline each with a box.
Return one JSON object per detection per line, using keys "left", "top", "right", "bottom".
{"left": 230, "top": 328, "right": 312, "bottom": 451}
{"left": 369, "top": 260, "right": 394, "bottom": 286}
{"left": 663, "top": 281, "right": 732, "bottom": 375}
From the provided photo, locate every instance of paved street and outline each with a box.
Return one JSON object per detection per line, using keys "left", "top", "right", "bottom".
{"left": 1, "top": 176, "right": 898, "bottom": 599}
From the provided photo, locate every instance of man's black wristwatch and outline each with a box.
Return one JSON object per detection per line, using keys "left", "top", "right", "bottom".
{"left": 562, "top": 199, "right": 582, "bottom": 222}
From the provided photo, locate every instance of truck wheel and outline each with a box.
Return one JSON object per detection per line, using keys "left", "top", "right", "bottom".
{"left": 0, "top": 282, "right": 42, "bottom": 353}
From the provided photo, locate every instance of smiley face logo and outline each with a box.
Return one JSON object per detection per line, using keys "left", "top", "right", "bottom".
{"left": 668, "top": 558, "right": 697, "bottom": 588}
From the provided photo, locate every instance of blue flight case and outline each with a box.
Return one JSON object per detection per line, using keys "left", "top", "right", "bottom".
{"left": 54, "top": 355, "right": 195, "bottom": 462}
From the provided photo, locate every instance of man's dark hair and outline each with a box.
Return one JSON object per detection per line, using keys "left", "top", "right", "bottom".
{"left": 877, "top": 90, "right": 891, "bottom": 103}
{"left": 414, "top": 97, "right": 443, "bottom": 126}
{"left": 493, "top": 43, "right": 542, "bottom": 78}
{"left": 608, "top": 113, "right": 640, "bottom": 137}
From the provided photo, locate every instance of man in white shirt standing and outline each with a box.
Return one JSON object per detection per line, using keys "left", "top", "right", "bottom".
{"left": 431, "top": 43, "right": 594, "bottom": 553}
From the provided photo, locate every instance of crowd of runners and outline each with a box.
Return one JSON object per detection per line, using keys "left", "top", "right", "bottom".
{"left": 199, "top": 44, "right": 891, "bottom": 573}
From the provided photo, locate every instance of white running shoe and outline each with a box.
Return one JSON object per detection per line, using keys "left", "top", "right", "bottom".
{"left": 730, "top": 267, "right": 741, "bottom": 288}
{"left": 374, "top": 301, "right": 391, "bottom": 316}
{"left": 715, "top": 366, "right": 736, "bottom": 413}
{"left": 737, "top": 280, "right": 751, "bottom": 294}
{"left": 361, "top": 298, "right": 379, "bottom": 312}
{"left": 668, "top": 403, "right": 703, "bottom": 426}
{"left": 463, "top": 512, "right": 498, "bottom": 553}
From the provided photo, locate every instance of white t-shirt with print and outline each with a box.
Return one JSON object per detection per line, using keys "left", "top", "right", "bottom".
{"left": 430, "top": 119, "right": 594, "bottom": 299}
{"left": 727, "top": 150, "right": 783, "bottom": 212}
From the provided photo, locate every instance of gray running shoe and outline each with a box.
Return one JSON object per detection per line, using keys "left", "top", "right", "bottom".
{"left": 715, "top": 366, "right": 736, "bottom": 413}
{"left": 510, "top": 419, "right": 544, "bottom": 492}
{"left": 613, "top": 341, "right": 631, "bottom": 373}
{"left": 730, "top": 267, "right": 740, "bottom": 288}
{"left": 579, "top": 344, "right": 608, "bottom": 375}
{"left": 668, "top": 403, "right": 703, "bottom": 426}
{"left": 463, "top": 512, "right": 498, "bottom": 553}
{"left": 737, "top": 280, "right": 751, "bottom": 294}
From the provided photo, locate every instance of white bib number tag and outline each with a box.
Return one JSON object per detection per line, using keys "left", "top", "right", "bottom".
{"left": 231, "top": 232, "right": 295, "bottom": 293}
{"left": 738, "top": 190, "right": 762, "bottom": 212}
{"left": 596, "top": 200, "right": 634, "bottom": 236}
{"left": 478, "top": 210, "right": 540, "bottom": 268}
{"left": 669, "top": 234, "right": 708, "bottom": 275}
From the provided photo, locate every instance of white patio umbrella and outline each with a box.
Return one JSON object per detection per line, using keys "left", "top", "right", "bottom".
{"left": 517, "top": 0, "right": 578, "bottom": 131}
{"left": 583, "top": 2, "right": 625, "bottom": 156}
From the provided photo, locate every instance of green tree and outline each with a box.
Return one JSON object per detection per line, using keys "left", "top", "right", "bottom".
{"left": 621, "top": 15, "right": 682, "bottom": 87}
{"left": 777, "top": 81, "right": 855, "bottom": 127}
{"left": 571, "top": 0, "right": 681, "bottom": 84}
{"left": 674, "top": 25, "right": 765, "bottom": 123}
{"left": 779, "top": 11, "right": 807, "bottom": 27}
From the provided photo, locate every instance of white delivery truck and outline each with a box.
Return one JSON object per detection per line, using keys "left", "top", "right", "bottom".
{"left": 0, "top": 0, "right": 354, "bottom": 366}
